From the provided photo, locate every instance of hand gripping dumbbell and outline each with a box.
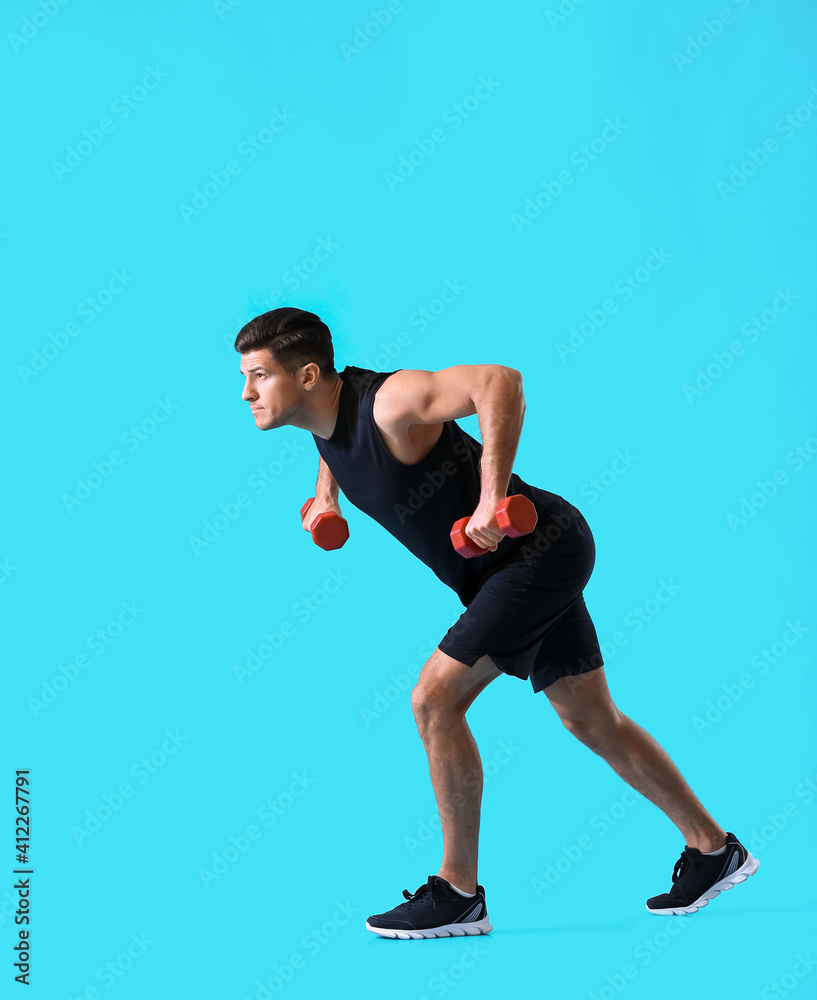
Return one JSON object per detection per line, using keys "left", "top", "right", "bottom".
{"left": 450, "top": 494, "right": 538, "bottom": 558}
{"left": 300, "top": 498, "right": 349, "bottom": 551}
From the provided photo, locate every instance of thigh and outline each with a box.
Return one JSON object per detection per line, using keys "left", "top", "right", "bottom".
{"left": 528, "top": 592, "right": 605, "bottom": 694}
{"left": 418, "top": 648, "right": 503, "bottom": 715}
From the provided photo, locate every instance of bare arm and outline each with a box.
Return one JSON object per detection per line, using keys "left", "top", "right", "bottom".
{"left": 377, "top": 364, "right": 526, "bottom": 504}
{"left": 315, "top": 454, "right": 340, "bottom": 505}
{"left": 469, "top": 369, "right": 526, "bottom": 505}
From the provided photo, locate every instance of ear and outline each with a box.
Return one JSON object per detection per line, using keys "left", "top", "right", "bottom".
{"left": 299, "top": 362, "right": 322, "bottom": 390}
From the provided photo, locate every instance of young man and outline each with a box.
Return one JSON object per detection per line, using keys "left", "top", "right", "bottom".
{"left": 236, "top": 306, "right": 759, "bottom": 940}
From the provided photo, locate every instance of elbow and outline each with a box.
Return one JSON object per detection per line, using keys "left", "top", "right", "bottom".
{"left": 504, "top": 366, "right": 523, "bottom": 387}
{"left": 477, "top": 365, "right": 524, "bottom": 407}
{"left": 510, "top": 369, "right": 525, "bottom": 413}
{"left": 488, "top": 364, "right": 523, "bottom": 384}
{"left": 495, "top": 366, "right": 524, "bottom": 402}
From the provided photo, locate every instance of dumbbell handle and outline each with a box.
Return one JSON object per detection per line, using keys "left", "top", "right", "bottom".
{"left": 300, "top": 497, "right": 349, "bottom": 551}
{"left": 450, "top": 494, "right": 538, "bottom": 559}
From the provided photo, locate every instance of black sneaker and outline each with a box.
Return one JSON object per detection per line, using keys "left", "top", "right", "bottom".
{"left": 646, "top": 831, "right": 759, "bottom": 915}
{"left": 365, "top": 875, "right": 492, "bottom": 939}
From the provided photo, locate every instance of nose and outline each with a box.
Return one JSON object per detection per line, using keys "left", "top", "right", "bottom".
{"left": 242, "top": 385, "right": 256, "bottom": 402}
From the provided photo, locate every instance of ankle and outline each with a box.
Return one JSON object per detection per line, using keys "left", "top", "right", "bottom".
{"left": 438, "top": 871, "right": 477, "bottom": 895}
{"left": 685, "top": 829, "right": 728, "bottom": 853}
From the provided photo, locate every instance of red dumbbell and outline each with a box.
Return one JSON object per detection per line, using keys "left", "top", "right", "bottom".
{"left": 450, "top": 494, "right": 538, "bottom": 558}
{"left": 300, "top": 498, "right": 349, "bottom": 551}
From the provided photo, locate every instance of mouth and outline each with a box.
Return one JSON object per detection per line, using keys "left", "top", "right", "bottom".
{"left": 250, "top": 406, "right": 263, "bottom": 413}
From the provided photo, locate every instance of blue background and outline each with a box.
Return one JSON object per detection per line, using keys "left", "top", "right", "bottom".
{"left": 3, "top": 1, "right": 816, "bottom": 998}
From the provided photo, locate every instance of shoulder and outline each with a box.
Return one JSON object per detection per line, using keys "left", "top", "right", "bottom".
{"left": 371, "top": 369, "right": 430, "bottom": 431}
{"left": 372, "top": 365, "right": 518, "bottom": 428}
{"left": 371, "top": 370, "right": 447, "bottom": 463}
{"left": 372, "top": 368, "right": 414, "bottom": 433}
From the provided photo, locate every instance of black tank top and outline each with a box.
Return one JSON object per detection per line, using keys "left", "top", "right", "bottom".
{"left": 313, "top": 366, "right": 567, "bottom": 606}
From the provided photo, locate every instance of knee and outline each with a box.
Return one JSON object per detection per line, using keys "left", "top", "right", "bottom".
{"left": 411, "top": 680, "right": 462, "bottom": 736}
{"left": 559, "top": 705, "right": 622, "bottom": 749}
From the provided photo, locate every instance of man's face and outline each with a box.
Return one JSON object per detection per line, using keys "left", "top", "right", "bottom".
{"left": 240, "top": 349, "right": 304, "bottom": 430}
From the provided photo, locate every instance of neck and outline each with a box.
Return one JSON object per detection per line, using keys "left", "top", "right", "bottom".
{"left": 300, "top": 374, "right": 344, "bottom": 439}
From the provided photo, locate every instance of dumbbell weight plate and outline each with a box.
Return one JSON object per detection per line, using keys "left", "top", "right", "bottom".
{"left": 300, "top": 498, "right": 349, "bottom": 551}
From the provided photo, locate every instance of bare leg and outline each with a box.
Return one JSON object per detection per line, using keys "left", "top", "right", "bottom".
{"left": 546, "top": 668, "right": 727, "bottom": 852}
{"left": 411, "top": 650, "right": 502, "bottom": 894}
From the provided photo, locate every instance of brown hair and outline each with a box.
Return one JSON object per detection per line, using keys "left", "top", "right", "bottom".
{"left": 234, "top": 307, "right": 337, "bottom": 377}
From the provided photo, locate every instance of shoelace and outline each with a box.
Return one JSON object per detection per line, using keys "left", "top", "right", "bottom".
{"left": 671, "top": 850, "right": 696, "bottom": 883}
{"left": 401, "top": 877, "right": 441, "bottom": 910}
{"left": 672, "top": 845, "right": 735, "bottom": 883}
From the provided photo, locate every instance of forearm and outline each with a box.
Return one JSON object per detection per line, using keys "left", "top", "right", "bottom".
{"left": 315, "top": 455, "right": 340, "bottom": 504}
{"left": 473, "top": 368, "right": 526, "bottom": 503}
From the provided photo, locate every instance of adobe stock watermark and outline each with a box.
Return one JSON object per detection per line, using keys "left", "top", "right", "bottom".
{"left": 28, "top": 600, "right": 145, "bottom": 717}
{"left": 220, "top": 311, "right": 252, "bottom": 349}
{"left": 177, "top": 108, "right": 296, "bottom": 223}
{"left": 359, "top": 638, "right": 439, "bottom": 726}
{"left": 531, "top": 788, "right": 640, "bottom": 897}
{"left": 725, "top": 433, "right": 817, "bottom": 534}
{"left": 61, "top": 397, "right": 179, "bottom": 513}
{"left": 238, "top": 238, "right": 339, "bottom": 310}
{"left": 0, "top": 558, "right": 18, "bottom": 586}
{"left": 577, "top": 449, "right": 638, "bottom": 504}
{"left": 52, "top": 66, "right": 170, "bottom": 180}
{"left": 239, "top": 899, "right": 359, "bottom": 999}
{"left": 277, "top": 235, "right": 340, "bottom": 293}
{"left": 66, "top": 932, "right": 155, "bottom": 999}
{"left": 555, "top": 246, "right": 671, "bottom": 360}
{"left": 691, "top": 618, "right": 809, "bottom": 736}
{"left": 340, "top": 0, "right": 416, "bottom": 62}
{"left": 358, "top": 276, "right": 467, "bottom": 369}
{"left": 384, "top": 76, "right": 501, "bottom": 191}
{"left": 392, "top": 438, "right": 473, "bottom": 525}
{"left": 8, "top": 0, "right": 72, "bottom": 53}
{"left": 556, "top": 577, "right": 684, "bottom": 689}
{"left": 188, "top": 438, "right": 307, "bottom": 555}
{"left": 587, "top": 918, "right": 694, "bottom": 1000}
{"left": 671, "top": 0, "right": 752, "bottom": 72}
{"left": 404, "top": 739, "right": 521, "bottom": 855}
{"left": 212, "top": 0, "right": 244, "bottom": 19}
{"left": 512, "top": 507, "right": 580, "bottom": 570}
{"left": 511, "top": 117, "right": 628, "bottom": 233}
{"left": 18, "top": 268, "right": 135, "bottom": 385}
{"left": 716, "top": 84, "right": 817, "bottom": 202}
{"left": 71, "top": 730, "right": 189, "bottom": 846}
{"left": 220, "top": 237, "right": 342, "bottom": 350}
{"left": 759, "top": 952, "right": 817, "bottom": 1000}
{"left": 440, "top": 510, "right": 612, "bottom": 649}
{"left": 198, "top": 772, "right": 317, "bottom": 888}
{"left": 0, "top": 888, "right": 26, "bottom": 930}
{"left": 744, "top": 763, "right": 817, "bottom": 856}
{"left": 416, "top": 942, "right": 489, "bottom": 1000}
{"left": 544, "top": 0, "right": 592, "bottom": 31}
{"left": 231, "top": 568, "right": 351, "bottom": 684}
{"left": 682, "top": 287, "right": 798, "bottom": 403}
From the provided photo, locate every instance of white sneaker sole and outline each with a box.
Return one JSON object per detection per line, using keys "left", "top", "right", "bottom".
{"left": 365, "top": 915, "right": 493, "bottom": 939}
{"left": 646, "top": 852, "right": 760, "bottom": 915}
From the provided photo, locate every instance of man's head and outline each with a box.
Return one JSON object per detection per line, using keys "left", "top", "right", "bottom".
{"left": 236, "top": 307, "right": 339, "bottom": 431}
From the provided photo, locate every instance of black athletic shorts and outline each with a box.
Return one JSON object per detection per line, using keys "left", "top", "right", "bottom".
{"left": 437, "top": 499, "right": 604, "bottom": 693}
